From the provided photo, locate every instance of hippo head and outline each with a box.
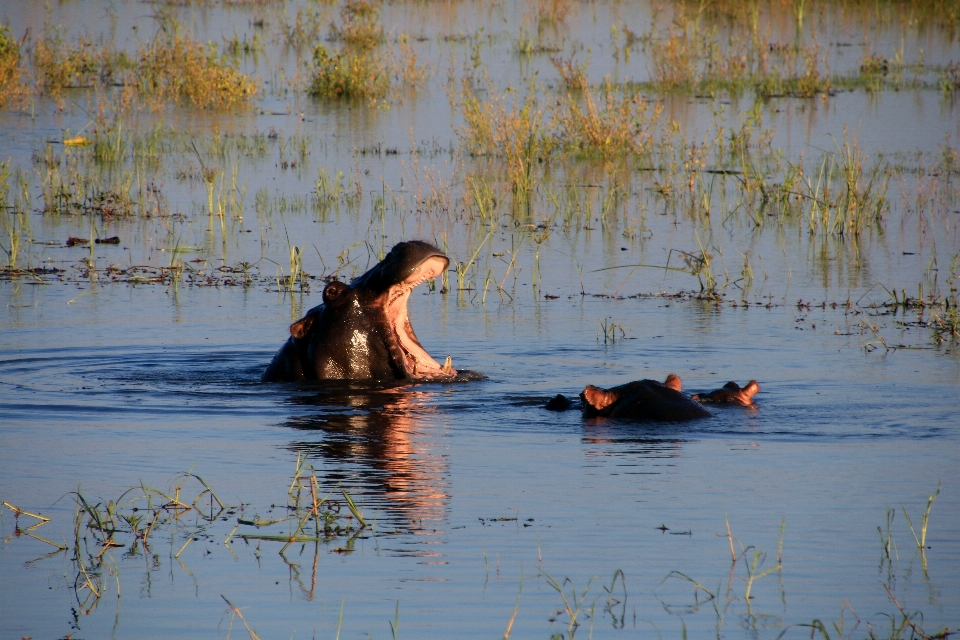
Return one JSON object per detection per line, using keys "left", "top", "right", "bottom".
{"left": 580, "top": 374, "right": 711, "bottom": 421}
{"left": 263, "top": 241, "right": 458, "bottom": 382}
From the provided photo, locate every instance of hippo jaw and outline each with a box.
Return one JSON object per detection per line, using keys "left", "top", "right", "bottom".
{"left": 385, "top": 255, "right": 458, "bottom": 380}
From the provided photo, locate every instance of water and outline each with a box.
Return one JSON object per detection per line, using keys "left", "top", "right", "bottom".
{"left": 2, "top": 0, "right": 960, "bottom": 638}
{"left": 3, "top": 282, "right": 958, "bottom": 638}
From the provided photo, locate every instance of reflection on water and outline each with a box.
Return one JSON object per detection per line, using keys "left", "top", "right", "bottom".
{"left": 2, "top": 0, "right": 960, "bottom": 637}
{"left": 283, "top": 384, "right": 450, "bottom": 526}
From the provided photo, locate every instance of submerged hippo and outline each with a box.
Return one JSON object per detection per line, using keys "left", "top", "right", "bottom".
{"left": 547, "top": 374, "right": 759, "bottom": 421}
{"left": 692, "top": 380, "right": 760, "bottom": 406}
{"left": 263, "top": 241, "right": 463, "bottom": 383}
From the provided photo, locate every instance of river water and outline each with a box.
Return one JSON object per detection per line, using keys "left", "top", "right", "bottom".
{"left": 2, "top": 0, "right": 959, "bottom": 638}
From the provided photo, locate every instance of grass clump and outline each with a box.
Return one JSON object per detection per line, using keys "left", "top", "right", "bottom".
{"left": 638, "top": 7, "right": 832, "bottom": 98}
{"left": 33, "top": 28, "right": 132, "bottom": 96}
{"left": 136, "top": 26, "right": 258, "bottom": 108}
{"left": 307, "top": 43, "right": 389, "bottom": 99}
{"left": 797, "top": 130, "right": 890, "bottom": 237}
{"left": 550, "top": 80, "right": 662, "bottom": 158}
{"left": 308, "top": 0, "right": 394, "bottom": 100}
{"left": 458, "top": 76, "right": 546, "bottom": 211}
{"left": 0, "top": 24, "right": 26, "bottom": 106}
{"left": 330, "top": 0, "right": 384, "bottom": 50}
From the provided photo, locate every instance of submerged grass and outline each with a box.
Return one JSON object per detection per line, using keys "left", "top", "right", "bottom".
{"left": 2, "top": 459, "right": 375, "bottom": 617}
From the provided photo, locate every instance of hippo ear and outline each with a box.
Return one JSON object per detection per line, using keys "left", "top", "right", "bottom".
{"left": 289, "top": 314, "right": 315, "bottom": 339}
{"left": 581, "top": 385, "right": 618, "bottom": 411}
{"left": 322, "top": 281, "right": 349, "bottom": 306}
{"left": 663, "top": 374, "right": 682, "bottom": 391}
{"left": 722, "top": 381, "right": 741, "bottom": 390}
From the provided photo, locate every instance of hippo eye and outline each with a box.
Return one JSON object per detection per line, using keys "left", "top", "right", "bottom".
{"left": 323, "top": 281, "right": 347, "bottom": 303}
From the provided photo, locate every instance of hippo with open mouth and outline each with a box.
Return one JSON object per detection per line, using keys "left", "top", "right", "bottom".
{"left": 546, "top": 374, "right": 759, "bottom": 421}
{"left": 263, "top": 241, "right": 467, "bottom": 383}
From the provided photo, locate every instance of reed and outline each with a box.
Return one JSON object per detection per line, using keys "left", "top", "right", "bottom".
{"left": 901, "top": 481, "right": 940, "bottom": 572}
{"left": 597, "top": 317, "right": 627, "bottom": 344}
{"left": 458, "top": 75, "right": 545, "bottom": 213}
{"left": 541, "top": 570, "right": 594, "bottom": 638}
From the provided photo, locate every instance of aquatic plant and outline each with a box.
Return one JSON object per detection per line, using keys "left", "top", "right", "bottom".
{"left": 136, "top": 25, "right": 258, "bottom": 108}
{"left": 541, "top": 570, "right": 595, "bottom": 638}
{"left": 549, "top": 80, "right": 662, "bottom": 158}
{"left": 800, "top": 130, "right": 890, "bottom": 237}
{"left": 276, "top": 2, "right": 328, "bottom": 49}
{"left": 901, "top": 480, "right": 940, "bottom": 572}
{"left": 658, "top": 516, "right": 785, "bottom": 631}
{"left": 458, "top": 75, "right": 545, "bottom": 212}
{"left": 793, "top": 485, "right": 950, "bottom": 639}
{"left": 222, "top": 30, "right": 266, "bottom": 59}
{"left": 391, "top": 34, "right": 434, "bottom": 89}
{"left": 331, "top": 0, "right": 384, "bottom": 50}
{"left": 1, "top": 501, "right": 61, "bottom": 549}
{"left": 33, "top": 28, "right": 132, "bottom": 96}
{"left": 308, "top": 43, "right": 389, "bottom": 100}
{"left": 597, "top": 317, "right": 627, "bottom": 344}
{"left": 550, "top": 54, "right": 588, "bottom": 93}
{"left": 1, "top": 458, "right": 373, "bottom": 618}
{"left": 0, "top": 23, "right": 25, "bottom": 106}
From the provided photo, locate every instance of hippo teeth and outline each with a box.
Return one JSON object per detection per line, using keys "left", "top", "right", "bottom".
{"left": 441, "top": 355, "right": 453, "bottom": 375}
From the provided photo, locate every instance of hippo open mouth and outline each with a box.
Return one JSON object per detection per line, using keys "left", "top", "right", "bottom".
{"left": 262, "top": 241, "right": 462, "bottom": 383}
{"left": 386, "top": 254, "right": 455, "bottom": 379}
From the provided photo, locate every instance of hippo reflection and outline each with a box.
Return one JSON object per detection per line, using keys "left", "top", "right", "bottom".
{"left": 284, "top": 385, "right": 450, "bottom": 525}
{"left": 264, "top": 241, "right": 465, "bottom": 383}
{"left": 548, "top": 374, "right": 759, "bottom": 421}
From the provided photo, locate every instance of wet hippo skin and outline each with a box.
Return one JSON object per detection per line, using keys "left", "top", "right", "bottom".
{"left": 263, "top": 241, "right": 461, "bottom": 382}
{"left": 577, "top": 375, "right": 759, "bottom": 421}
{"left": 692, "top": 380, "right": 760, "bottom": 406}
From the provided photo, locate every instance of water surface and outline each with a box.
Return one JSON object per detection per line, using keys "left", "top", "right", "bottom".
{"left": 2, "top": 0, "right": 959, "bottom": 637}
